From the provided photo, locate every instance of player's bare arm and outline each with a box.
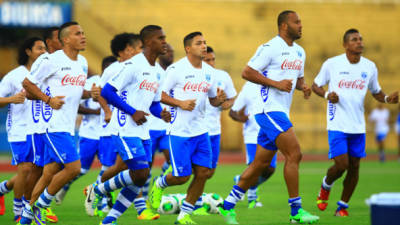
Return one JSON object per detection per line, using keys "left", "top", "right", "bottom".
{"left": 22, "top": 77, "right": 65, "bottom": 109}
{"left": 220, "top": 97, "right": 235, "bottom": 110}
{"left": 242, "top": 66, "right": 292, "bottom": 92}
{"left": 98, "top": 96, "right": 112, "bottom": 123}
{"left": 311, "top": 82, "right": 339, "bottom": 103}
{"left": 160, "top": 107, "right": 171, "bottom": 122}
{"left": 372, "top": 90, "right": 399, "bottom": 104}
{"left": 0, "top": 91, "right": 25, "bottom": 107}
{"left": 229, "top": 107, "right": 248, "bottom": 123}
{"left": 209, "top": 88, "right": 227, "bottom": 107}
{"left": 296, "top": 77, "right": 311, "bottom": 99}
{"left": 78, "top": 105, "right": 100, "bottom": 115}
{"left": 161, "top": 91, "right": 196, "bottom": 111}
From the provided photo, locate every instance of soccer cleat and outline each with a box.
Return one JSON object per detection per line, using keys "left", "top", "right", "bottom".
{"left": 218, "top": 205, "right": 239, "bottom": 224}
{"left": 163, "top": 165, "right": 173, "bottom": 176}
{"left": 149, "top": 177, "right": 164, "bottom": 210}
{"left": 174, "top": 214, "right": 197, "bottom": 224}
{"left": 15, "top": 215, "right": 21, "bottom": 222}
{"left": 95, "top": 208, "right": 105, "bottom": 218}
{"left": 193, "top": 206, "right": 210, "bottom": 216}
{"left": 289, "top": 208, "right": 319, "bottom": 224}
{"left": 54, "top": 188, "right": 67, "bottom": 205}
{"left": 316, "top": 185, "right": 330, "bottom": 211}
{"left": 334, "top": 208, "right": 349, "bottom": 217}
{"left": 44, "top": 207, "right": 58, "bottom": 223}
{"left": 248, "top": 200, "right": 262, "bottom": 209}
{"left": 0, "top": 195, "right": 5, "bottom": 215}
{"left": 106, "top": 191, "right": 116, "bottom": 208}
{"left": 84, "top": 184, "right": 96, "bottom": 216}
{"left": 99, "top": 221, "right": 117, "bottom": 225}
{"left": 33, "top": 206, "right": 46, "bottom": 225}
{"left": 137, "top": 208, "right": 160, "bottom": 220}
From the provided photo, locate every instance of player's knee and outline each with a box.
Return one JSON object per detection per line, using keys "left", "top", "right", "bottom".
{"left": 19, "top": 163, "right": 33, "bottom": 176}
{"left": 286, "top": 150, "right": 302, "bottom": 163}
{"left": 175, "top": 176, "right": 191, "bottom": 184}
{"left": 133, "top": 169, "right": 150, "bottom": 186}
{"left": 336, "top": 161, "right": 349, "bottom": 172}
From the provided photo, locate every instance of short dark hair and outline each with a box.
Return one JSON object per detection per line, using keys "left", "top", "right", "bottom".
{"left": 183, "top": 31, "right": 202, "bottom": 47}
{"left": 140, "top": 25, "right": 162, "bottom": 44}
{"left": 206, "top": 46, "right": 214, "bottom": 53}
{"left": 43, "top": 27, "right": 59, "bottom": 42}
{"left": 58, "top": 21, "right": 79, "bottom": 44}
{"left": 343, "top": 28, "right": 359, "bottom": 43}
{"left": 277, "top": 10, "right": 296, "bottom": 27}
{"left": 18, "top": 37, "right": 43, "bottom": 65}
{"left": 101, "top": 55, "right": 118, "bottom": 71}
{"left": 110, "top": 33, "right": 139, "bottom": 57}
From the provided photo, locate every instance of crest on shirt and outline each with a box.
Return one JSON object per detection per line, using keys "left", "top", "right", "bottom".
{"left": 297, "top": 51, "right": 302, "bottom": 57}
{"left": 205, "top": 74, "right": 211, "bottom": 81}
{"left": 361, "top": 72, "right": 367, "bottom": 79}
{"left": 157, "top": 73, "right": 161, "bottom": 80}
{"left": 82, "top": 66, "right": 88, "bottom": 74}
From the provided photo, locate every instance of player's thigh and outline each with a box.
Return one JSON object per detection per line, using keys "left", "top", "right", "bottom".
{"left": 252, "top": 144, "right": 277, "bottom": 168}
{"left": 275, "top": 127, "right": 301, "bottom": 158}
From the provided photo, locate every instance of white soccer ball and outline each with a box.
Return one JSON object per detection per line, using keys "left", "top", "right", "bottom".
{"left": 157, "top": 195, "right": 179, "bottom": 214}
{"left": 203, "top": 193, "right": 224, "bottom": 214}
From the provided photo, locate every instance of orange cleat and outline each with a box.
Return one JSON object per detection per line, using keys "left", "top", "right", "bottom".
{"left": 335, "top": 208, "right": 349, "bottom": 217}
{"left": 0, "top": 195, "right": 5, "bottom": 215}
{"left": 316, "top": 185, "right": 330, "bottom": 211}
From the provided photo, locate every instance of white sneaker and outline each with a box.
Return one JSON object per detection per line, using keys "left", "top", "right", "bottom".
{"left": 55, "top": 188, "right": 67, "bottom": 205}
{"left": 84, "top": 184, "right": 96, "bottom": 216}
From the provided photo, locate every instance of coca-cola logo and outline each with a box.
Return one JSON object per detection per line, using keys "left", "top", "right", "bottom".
{"left": 32, "top": 100, "right": 42, "bottom": 123}
{"left": 117, "top": 91, "right": 127, "bottom": 127}
{"left": 338, "top": 79, "right": 365, "bottom": 90}
{"left": 139, "top": 80, "right": 159, "bottom": 93}
{"left": 183, "top": 81, "right": 210, "bottom": 93}
{"left": 61, "top": 74, "right": 86, "bottom": 86}
{"left": 281, "top": 59, "right": 303, "bottom": 70}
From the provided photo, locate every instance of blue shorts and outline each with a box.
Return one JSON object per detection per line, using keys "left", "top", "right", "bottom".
{"left": 255, "top": 112, "right": 293, "bottom": 151}
{"left": 79, "top": 137, "right": 100, "bottom": 170}
{"left": 245, "top": 143, "right": 277, "bottom": 168}
{"left": 99, "top": 136, "right": 117, "bottom": 167}
{"left": 111, "top": 135, "right": 149, "bottom": 170}
{"left": 10, "top": 138, "right": 33, "bottom": 166}
{"left": 43, "top": 132, "right": 79, "bottom": 165}
{"left": 149, "top": 130, "right": 170, "bottom": 155}
{"left": 30, "top": 134, "right": 45, "bottom": 167}
{"left": 328, "top": 131, "right": 366, "bottom": 159}
{"left": 210, "top": 134, "right": 221, "bottom": 169}
{"left": 169, "top": 133, "right": 212, "bottom": 177}
{"left": 376, "top": 133, "right": 388, "bottom": 142}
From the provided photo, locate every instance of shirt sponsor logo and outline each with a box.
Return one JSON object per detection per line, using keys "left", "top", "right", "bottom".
{"left": 281, "top": 52, "right": 290, "bottom": 56}
{"left": 329, "top": 101, "right": 336, "bottom": 121}
{"left": 185, "top": 75, "right": 195, "bottom": 79}
{"left": 142, "top": 72, "right": 150, "bottom": 76}
{"left": 117, "top": 91, "right": 127, "bottom": 127}
{"left": 6, "top": 104, "right": 11, "bottom": 131}
{"left": 183, "top": 81, "right": 210, "bottom": 93}
{"left": 281, "top": 59, "right": 303, "bottom": 70}
{"left": 42, "top": 87, "right": 53, "bottom": 122}
{"left": 32, "top": 100, "right": 42, "bottom": 123}
{"left": 338, "top": 79, "right": 365, "bottom": 90}
{"left": 61, "top": 67, "right": 71, "bottom": 71}
{"left": 169, "top": 90, "right": 177, "bottom": 124}
{"left": 260, "top": 70, "right": 270, "bottom": 102}
{"left": 139, "top": 79, "right": 159, "bottom": 93}
{"left": 61, "top": 74, "right": 86, "bottom": 86}
{"left": 339, "top": 71, "right": 349, "bottom": 75}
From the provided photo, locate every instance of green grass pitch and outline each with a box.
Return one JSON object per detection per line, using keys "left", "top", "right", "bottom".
{"left": 0, "top": 161, "right": 399, "bottom": 225}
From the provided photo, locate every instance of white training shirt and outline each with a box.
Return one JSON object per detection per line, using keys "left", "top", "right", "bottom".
{"left": 147, "top": 63, "right": 169, "bottom": 131}
{"left": 247, "top": 36, "right": 306, "bottom": 117}
{"left": 369, "top": 108, "right": 390, "bottom": 134}
{"left": 0, "top": 66, "right": 30, "bottom": 142}
{"left": 314, "top": 54, "right": 381, "bottom": 134}
{"left": 162, "top": 57, "right": 218, "bottom": 137}
{"left": 78, "top": 75, "right": 101, "bottom": 140}
{"left": 26, "top": 50, "right": 88, "bottom": 135}
{"left": 231, "top": 82, "right": 260, "bottom": 144}
{"left": 205, "top": 69, "right": 237, "bottom": 136}
{"left": 108, "top": 53, "right": 162, "bottom": 139}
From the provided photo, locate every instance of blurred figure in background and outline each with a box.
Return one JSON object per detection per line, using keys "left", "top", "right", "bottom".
{"left": 396, "top": 105, "right": 400, "bottom": 162}
{"left": 369, "top": 104, "right": 390, "bottom": 162}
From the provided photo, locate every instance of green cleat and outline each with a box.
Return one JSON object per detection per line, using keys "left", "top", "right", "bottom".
{"left": 149, "top": 177, "right": 164, "bottom": 210}
{"left": 163, "top": 165, "right": 172, "bottom": 176}
{"left": 289, "top": 208, "right": 319, "bottom": 224}
{"left": 174, "top": 214, "right": 197, "bottom": 224}
{"left": 218, "top": 206, "right": 239, "bottom": 224}
{"left": 193, "top": 206, "right": 210, "bottom": 216}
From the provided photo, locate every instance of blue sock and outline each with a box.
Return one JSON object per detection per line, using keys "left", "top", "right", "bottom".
{"left": 36, "top": 188, "right": 54, "bottom": 208}
{"left": 337, "top": 200, "right": 348, "bottom": 211}
{"left": 20, "top": 204, "right": 33, "bottom": 224}
{"left": 156, "top": 175, "right": 168, "bottom": 189}
{"left": 289, "top": 197, "right": 302, "bottom": 216}
{"left": 97, "top": 166, "right": 109, "bottom": 184}
{"left": 0, "top": 180, "right": 11, "bottom": 196}
{"left": 95, "top": 170, "right": 133, "bottom": 195}
{"left": 161, "top": 161, "right": 170, "bottom": 173}
{"left": 181, "top": 200, "right": 195, "bottom": 214}
{"left": 248, "top": 186, "right": 258, "bottom": 202}
{"left": 13, "top": 198, "right": 23, "bottom": 218}
{"left": 141, "top": 174, "right": 151, "bottom": 200}
{"left": 223, "top": 185, "right": 245, "bottom": 210}
{"left": 102, "top": 184, "right": 141, "bottom": 223}
{"left": 134, "top": 197, "right": 147, "bottom": 215}
{"left": 22, "top": 196, "right": 29, "bottom": 207}
{"left": 194, "top": 196, "right": 203, "bottom": 210}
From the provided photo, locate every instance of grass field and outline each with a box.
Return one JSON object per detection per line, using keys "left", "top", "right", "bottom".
{"left": 0, "top": 160, "right": 399, "bottom": 225}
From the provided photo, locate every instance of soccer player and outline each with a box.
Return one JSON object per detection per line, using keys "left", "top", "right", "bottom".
{"left": 313, "top": 28, "right": 398, "bottom": 217}
{"left": 43, "top": 27, "right": 62, "bottom": 54}
{"left": 148, "top": 43, "right": 174, "bottom": 174}
{"left": 19, "top": 21, "right": 92, "bottom": 225}
{"left": 396, "top": 106, "right": 400, "bottom": 162}
{"left": 369, "top": 104, "right": 390, "bottom": 162}
{"left": 218, "top": 10, "right": 319, "bottom": 224}
{"left": 149, "top": 31, "right": 227, "bottom": 224}
{"left": 0, "top": 37, "right": 46, "bottom": 221}
{"left": 54, "top": 55, "right": 117, "bottom": 205}
{"left": 229, "top": 81, "right": 277, "bottom": 209}
{"left": 90, "top": 25, "right": 170, "bottom": 225}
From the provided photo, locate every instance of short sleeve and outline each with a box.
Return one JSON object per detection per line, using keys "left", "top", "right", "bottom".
{"left": 314, "top": 60, "right": 331, "bottom": 87}
{"left": 231, "top": 89, "right": 246, "bottom": 112}
{"left": 108, "top": 65, "right": 135, "bottom": 91}
{"left": 27, "top": 55, "right": 58, "bottom": 85}
{"left": 247, "top": 44, "right": 273, "bottom": 73}
{"left": 222, "top": 71, "right": 237, "bottom": 99}
{"left": 162, "top": 65, "right": 179, "bottom": 93}
{"left": 100, "top": 64, "right": 120, "bottom": 87}
{"left": 207, "top": 71, "right": 218, "bottom": 98}
{"left": 368, "top": 65, "right": 381, "bottom": 94}
{"left": 0, "top": 75, "right": 13, "bottom": 97}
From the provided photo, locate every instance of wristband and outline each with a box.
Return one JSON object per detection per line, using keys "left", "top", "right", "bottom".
{"left": 384, "top": 95, "right": 389, "bottom": 103}
{"left": 324, "top": 92, "right": 329, "bottom": 99}
{"left": 46, "top": 96, "right": 51, "bottom": 104}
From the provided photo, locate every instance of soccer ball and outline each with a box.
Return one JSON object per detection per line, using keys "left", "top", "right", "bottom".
{"left": 157, "top": 195, "right": 179, "bottom": 214}
{"left": 203, "top": 193, "right": 224, "bottom": 214}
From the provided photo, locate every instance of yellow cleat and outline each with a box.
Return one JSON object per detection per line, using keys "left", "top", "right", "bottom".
{"left": 137, "top": 208, "right": 160, "bottom": 220}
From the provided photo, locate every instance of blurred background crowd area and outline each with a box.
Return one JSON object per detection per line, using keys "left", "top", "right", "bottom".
{"left": 0, "top": 0, "right": 399, "bottom": 153}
